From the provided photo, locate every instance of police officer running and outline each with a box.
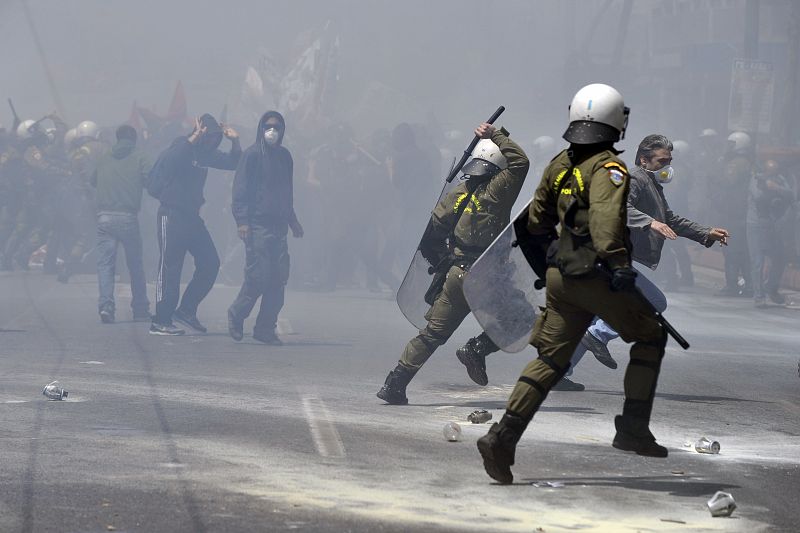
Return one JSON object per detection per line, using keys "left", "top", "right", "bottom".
{"left": 377, "top": 122, "right": 529, "bottom": 404}
{"left": 478, "top": 84, "right": 670, "bottom": 485}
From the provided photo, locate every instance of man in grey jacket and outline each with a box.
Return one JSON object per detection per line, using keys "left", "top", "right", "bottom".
{"left": 562, "top": 134, "right": 730, "bottom": 385}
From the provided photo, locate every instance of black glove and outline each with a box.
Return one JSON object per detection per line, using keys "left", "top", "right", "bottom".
{"left": 610, "top": 267, "right": 637, "bottom": 292}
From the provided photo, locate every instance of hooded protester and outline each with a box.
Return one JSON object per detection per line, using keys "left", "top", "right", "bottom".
{"left": 149, "top": 113, "right": 241, "bottom": 335}
{"left": 227, "top": 111, "right": 303, "bottom": 345}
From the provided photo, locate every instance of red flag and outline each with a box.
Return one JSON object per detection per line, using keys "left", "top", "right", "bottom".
{"left": 167, "top": 80, "right": 187, "bottom": 122}
{"left": 136, "top": 105, "right": 165, "bottom": 132}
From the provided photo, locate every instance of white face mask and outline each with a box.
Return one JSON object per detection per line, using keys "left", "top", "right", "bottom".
{"left": 264, "top": 127, "right": 280, "bottom": 145}
{"left": 653, "top": 165, "right": 674, "bottom": 184}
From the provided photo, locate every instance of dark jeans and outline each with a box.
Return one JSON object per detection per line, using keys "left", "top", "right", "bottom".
{"left": 229, "top": 224, "right": 289, "bottom": 335}
{"left": 747, "top": 221, "right": 786, "bottom": 299}
{"left": 96, "top": 212, "right": 149, "bottom": 314}
{"left": 658, "top": 239, "right": 694, "bottom": 287}
{"left": 154, "top": 208, "right": 220, "bottom": 325}
{"left": 722, "top": 224, "right": 750, "bottom": 289}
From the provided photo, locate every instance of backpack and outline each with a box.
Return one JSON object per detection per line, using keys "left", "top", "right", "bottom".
{"left": 146, "top": 148, "right": 173, "bottom": 200}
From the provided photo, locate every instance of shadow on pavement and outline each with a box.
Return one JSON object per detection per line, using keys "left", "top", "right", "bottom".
{"left": 517, "top": 474, "right": 741, "bottom": 497}
{"left": 412, "top": 401, "right": 599, "bottom": 414}
{"left": 592, "top": 389, "right": 772, "bottom": 405}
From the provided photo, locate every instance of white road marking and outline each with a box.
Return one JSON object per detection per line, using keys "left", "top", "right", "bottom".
{"left": 79, "top": 360, "right": 105, "bottom": 365}
{"left": 301, "top": 395, "right": 345, "bottom": 458}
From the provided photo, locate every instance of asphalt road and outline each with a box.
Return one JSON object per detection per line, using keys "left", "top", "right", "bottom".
{"left": 0, "top": 269, "right": 798, "bottom": 532}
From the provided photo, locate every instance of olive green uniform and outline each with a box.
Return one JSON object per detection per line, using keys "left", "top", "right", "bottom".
{"left": 2, "top": 144, "right": 65, "bottom": 268}
{"left": 0, "top": 145, "right": 25, "bottom": 257}
{"left": 506, "top": 149, "right": 666, "bottom": 421}
{"left": 399, "top": 129, "right": 529, "bottom": 369}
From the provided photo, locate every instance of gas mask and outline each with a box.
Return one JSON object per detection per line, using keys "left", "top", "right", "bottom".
{"left": 651, "top": 165, "right": 674, "bottom": 184}
{"left": 264, "top": 127, "right": 280, "bottom": 146}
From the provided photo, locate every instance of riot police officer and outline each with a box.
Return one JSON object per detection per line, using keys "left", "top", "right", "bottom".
{"left": 478, "top": 84, "right": 669, "bottom": 485}
{"left": 377, "top": 123, "right": 529, "bottom": 404}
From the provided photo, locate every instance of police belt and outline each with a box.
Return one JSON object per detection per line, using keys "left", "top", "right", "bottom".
{"left": 452, "top": 246, "right": 484, "bottom": 270}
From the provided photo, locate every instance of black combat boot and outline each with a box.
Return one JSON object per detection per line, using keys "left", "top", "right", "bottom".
{"left": 376, "top": 364, "right": 417, "bottom": 405}
{"left": 456, "top": 332, "right": 497, "bottom": 386}
{"left": 477, "top": 412, "right": 527, "bottom": 484}
{"left": 612, "top": 400, "right": 667, "bottom": 458}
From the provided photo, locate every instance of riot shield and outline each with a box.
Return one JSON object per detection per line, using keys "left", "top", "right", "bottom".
{"left": 395, "top": 106, "right": 505, "bottom": 330}
{"left": 396, "top": 177, "right": 463, "bottom": 329}
{"left": 462, "top": 203, "right": 541, "bottom": 353}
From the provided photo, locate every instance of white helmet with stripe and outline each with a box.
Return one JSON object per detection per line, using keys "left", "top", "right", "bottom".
{"left": 563, "top": 83, "right": 629, "bottom": 144}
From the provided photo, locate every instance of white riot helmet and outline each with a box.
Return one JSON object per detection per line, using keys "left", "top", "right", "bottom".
{"left": 727, "top": 131, "right": 752, "bottom": 153}
{"left": 44, "top": 127, "right": 58, "bottom": 143}
{"left": 700, "top": 128, "right": 718, "bottom": 138}
{"left": 671, "top": 139, "right": 690, "bottom": 156}
{"left": 16, "top": 119, "right": 37, "bottom": 139}
{"left": 563, "top": 83, "right": 629, "bottom": 144}
{"left": 64, "top": 128, "right": 78, "bottom": 148}
{"left": 76, "top": 120, "right": 100, "bottom": 140}
{"left": 462, "top": 138, "right": 507, "bottom": 178}
{"left": 532, "top": 135, "right": 556, "bottom": 154}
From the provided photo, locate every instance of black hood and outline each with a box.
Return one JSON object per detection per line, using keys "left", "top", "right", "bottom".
{"left": 197, "top": 113, "right": 223, "bottom": 152}
{"left": 257, "top": 110, "right": 286, "bottom": 151}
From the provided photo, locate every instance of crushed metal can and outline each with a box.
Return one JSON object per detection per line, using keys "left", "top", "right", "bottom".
{"left": 42, "top": 381, "right": 68, "bottom": 401}
{"left": 467, "top": 409, "right": 492, "bottom": 424}
{"left": 695, "top": 437, "right": 721, "bottom": 454}
{"left": 707, "top": 491, "right": 736, "bottom": 517}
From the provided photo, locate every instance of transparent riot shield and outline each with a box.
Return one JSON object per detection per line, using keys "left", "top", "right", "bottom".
{"left": 462, "top": 203, "right": 541, "bottom": 352}
{"left": 396, "top": 177, "right": 464, "bottom": 329}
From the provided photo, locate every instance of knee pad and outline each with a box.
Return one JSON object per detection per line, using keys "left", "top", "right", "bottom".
{"left": 419, "top": 328, "right": 449, "bottom": 350}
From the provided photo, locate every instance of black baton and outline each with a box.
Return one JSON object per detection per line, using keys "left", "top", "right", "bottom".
{"left": 596, "top": 263, "right": 690, "bottom": 350}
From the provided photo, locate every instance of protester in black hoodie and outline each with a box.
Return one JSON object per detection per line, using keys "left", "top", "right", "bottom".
{"left": 149, "top": 114, "right": 241, "bottom": 335}
{"left": 228, "top": 111, "right": 303, "bottom": 345}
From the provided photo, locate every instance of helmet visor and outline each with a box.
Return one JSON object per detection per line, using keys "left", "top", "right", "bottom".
{"left": 462, "top": 158, "right": 500, "bottom": 178}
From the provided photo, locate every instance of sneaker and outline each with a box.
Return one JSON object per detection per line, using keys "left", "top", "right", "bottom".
{"left": 253, "top": 330, "right": 282, "bottom": 345}
{"left": 768, "top": 291, "right": 785, "bottom": 305}
{"left": 173, "top": 308, "right": 207, "bottom": 333}
{"left": 716, "top": 286, "right": 739, "bottom": 297}
{"left": 149, "top": 322, "right": 185, "bottom": 336}
{"left": 228, "top": 309, "right": 243, "bottom": 342}
{"left": 551, "top": 377, "right": 585, "bottom": 391}
{"left": 581, "top": 331, "right": 617, "bottom": 369}
{"left": 99, "top": 308, "right": 115, "bottom": 324}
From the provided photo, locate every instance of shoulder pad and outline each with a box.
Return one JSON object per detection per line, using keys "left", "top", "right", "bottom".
{"left": 603, "top": 161, "right": 628, "bottom": 173}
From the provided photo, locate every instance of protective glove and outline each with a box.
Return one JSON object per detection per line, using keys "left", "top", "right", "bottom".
{"left": 610, "top": 267, "right": 637, "bottom": 292}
